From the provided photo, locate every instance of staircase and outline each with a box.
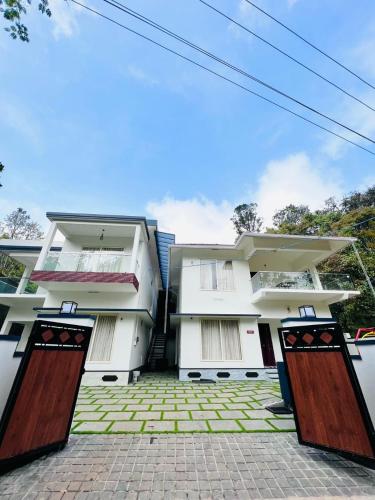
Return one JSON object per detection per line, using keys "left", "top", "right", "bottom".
{"left": 147, "top": 291, "right": 168, "bottom": 371}
{"left": 265, "top": 368, "right": 279, "bottom": 381}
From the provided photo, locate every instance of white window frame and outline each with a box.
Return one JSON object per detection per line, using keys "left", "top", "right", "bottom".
{"left": 200, "top": 319, "right": 243, "bottom": 361}
{"left": 200, "top": 259, "right": 235, "bottom": 291}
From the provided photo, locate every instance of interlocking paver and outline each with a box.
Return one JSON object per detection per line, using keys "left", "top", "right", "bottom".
{"left": 244, "top": 409, "right": 275, "bottom": 419}
{"left": 134, "top": 411, "right": 161, "bottom": 420}
{"left": 239, "top": 420, "right": 275, "bottom": 431}
{"left": 144, "top": 421, "right": 175, "bottom": 432}
{"left": 177, "top": 420, "right": 210, "bottom": 431}
{"left": 218, "top": 410, "right": 246, "bottom": 419}
{"left": 102, "top": 412, "right": 134, "bottom": 420}
{"left": 191, "top": 410, "right": 219, "bottom": 420}
{"left": 269, "top": 419, "right": 296, "bottom": 430}
{"left": 109, "top": 421, "right": 143, "bottom": 432}
{"left": 75, "top": 411, "right": 105, "bottom": 420}
{"left": 208, "top": 420, "right": 242, "bottom": 431}
{"left": 73, "top": 421, "right": 110, "bottom": 432}
{"left": 163, "top": 411, "right": 190, "bottom": 420}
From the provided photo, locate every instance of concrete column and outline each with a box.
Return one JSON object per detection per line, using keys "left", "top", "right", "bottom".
{"left": 130, "top": 225, "right": 141, "bottom": 274}
{"left": 309, "top": 265, "right": 323, "bottom": 290}
{"left": 16, "top": 265, "right": 31, "bottom": 294}
{"left": 34, "top": 222, "right": 57, "bottom": 271}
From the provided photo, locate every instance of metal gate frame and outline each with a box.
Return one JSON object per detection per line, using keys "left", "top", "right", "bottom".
{"left": 0, "top": 320, "right": 92, "bottom": 473}
{"left": 278, "top": 322, "right": 375, "bottom": 467}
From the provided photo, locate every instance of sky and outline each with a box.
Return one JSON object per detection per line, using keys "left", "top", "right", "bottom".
{"left": 1, "top": 0, "right": 375, "bottom": 243}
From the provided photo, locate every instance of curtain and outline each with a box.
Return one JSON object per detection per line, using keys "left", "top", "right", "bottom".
{"left": 221, "top": 320, "right": 242, "bottom": 360}
{"left": 201, "top": 320, "right": 221, "bottom": 360}
{"left": 200, "top": 260, "right": 218, "bottom": 289}
{"left": 89, "top": 316, "right": 116, "bottom": 361}
{"left": 218, "top": 260, "right": 234, "bottom": 291}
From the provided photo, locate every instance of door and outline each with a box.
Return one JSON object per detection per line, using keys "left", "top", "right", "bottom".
{"left": 0, "top": 320, "right": 92, "bottom": 473}
{"left": 279, "top": 323, "right": 375, "bottom": 464}
{"left": 259, "top": 323, "right": 276, "bottom": 367}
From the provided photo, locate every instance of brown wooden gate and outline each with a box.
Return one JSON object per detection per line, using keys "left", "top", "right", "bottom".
{"left": 0, "top": 320, "right": 92, "bottom": 473}
{"left": 279, "top": 323, "right": 375, "bottom": 466}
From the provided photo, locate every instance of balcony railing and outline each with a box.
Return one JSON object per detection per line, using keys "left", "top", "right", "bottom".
{"left": 251, "top": 271, "right": 355, "bottom": 293}
{"left": 41, "top": 251, "right": 132, "bottom": 274}
{"left": 0, "top": 276, "right": 38, "bottom": 294}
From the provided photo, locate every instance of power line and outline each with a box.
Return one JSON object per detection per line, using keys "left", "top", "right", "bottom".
{"left": 198, "top": 0, "right": 375, "bottom": 113}
{"left": 98, "top": 0, "right": 375, "bottom": 145}
{"left": 69, "top": 0, "right": 375, "bottom": 157}
{"left": 242, "top": 0, "right": 375, "bottom": 92}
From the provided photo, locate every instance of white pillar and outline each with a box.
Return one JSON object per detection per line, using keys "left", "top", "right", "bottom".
{"left": 16, "top": 265, "right": 31, "bottom": 294}
{"left": 34, "top": 222, "right": 57, "bottom": 271}
{"left": 130, "top": 225, "right": 141, "bottom": 274}
{"left": 309, "top": 265, "right": 323, "bottom": 290}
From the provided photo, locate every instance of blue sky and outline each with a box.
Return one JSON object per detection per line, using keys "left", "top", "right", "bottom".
{"left": 1, "top": 0, "right": 375, "bottom": 242}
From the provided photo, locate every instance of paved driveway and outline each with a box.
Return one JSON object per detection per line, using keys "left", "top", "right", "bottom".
{"left": 72, "top": 373, "right": 295, "bottom": 434}
{"left": 1, "top": 433, "right": 374, "bottom": 499}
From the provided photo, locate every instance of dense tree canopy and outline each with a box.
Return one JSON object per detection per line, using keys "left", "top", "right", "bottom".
{"left": 231, "top": 203, "right": 263, "bottom": 235}
{"left": 232, "top": 186, "right": 375, "bottom": 333}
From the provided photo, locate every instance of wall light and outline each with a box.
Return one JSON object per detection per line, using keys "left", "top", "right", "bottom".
{"left": 299, "top": 305, "right": 316, "bottom": 318}
{"left": 60, "top": 301, "right": 78, "bottom": 315}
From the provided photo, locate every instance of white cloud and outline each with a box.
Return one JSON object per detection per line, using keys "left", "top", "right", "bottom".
{"left": 146, "top": 196, "right": 236, "bottom": 244}
{"left": 287, "top": 0, "right": 300, "bottom": 8}
{"left": 255, "top": 152, "right": 343, "bottom": 227}
{"left": 127, "top": 65, "right": 159, "bottom": 86}
{"left": 0, "top": 99, "right": 42, "bottom": 150}
{"left": 49, "top": 0, "right": 81, "bottom": 39}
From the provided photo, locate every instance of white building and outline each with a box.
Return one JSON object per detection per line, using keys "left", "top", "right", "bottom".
{"left": 0, "top": 213, "right": 360, "bottom": 385}
{"left": 0, "top": 213, "right": 174, "bottom": 385}
{"left": 168, "top": 233, "right": 359, "bottom": 382}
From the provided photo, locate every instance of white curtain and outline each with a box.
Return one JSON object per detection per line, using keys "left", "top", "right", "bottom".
{"left": 201, "top": 320, "right": 222, "bottom": 360}
{"left": 89, "top": 316, "right": 116, "bottom": 362}
{"left": 221, "top": 320, "right": 242, "bottom": 360}
{"left": 200, "top": 260, "right": 218, "bottom": 289}
{"left": 218, "top": 260, "right": 234, "bottom": 291}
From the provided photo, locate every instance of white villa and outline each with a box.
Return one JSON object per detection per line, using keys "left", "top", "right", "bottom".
{"left": 0, "top": 212, "right": 360, "bottom": 384}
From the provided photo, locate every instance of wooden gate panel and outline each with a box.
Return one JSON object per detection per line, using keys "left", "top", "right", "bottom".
{"left": 0, "top": 350, "right": 84, "bottom": 459}
{"left": 286, "top": 351, "right": 373, "bottom": 457}
{"left": 0, "top": 320, "right": 92, "bottom": 473}
{"left": 279, "top": 323, "right": 375, "bottom": 464}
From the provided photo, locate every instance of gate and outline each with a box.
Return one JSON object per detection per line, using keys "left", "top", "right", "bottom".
{"left": 279, "top": 323, "right": 375, "bottom": 465}
{"left": 0, "top": 320, "right": 92, "bottom": 473}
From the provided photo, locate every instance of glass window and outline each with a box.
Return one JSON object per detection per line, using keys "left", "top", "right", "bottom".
{"left": 201, "top": 319, "right": 242, "bottom": 360}
{"left": 88, "top": 316, "right": 116, "bottom": 362}
{"left": 200, "top": 260, "right": 234, "bottom": 290}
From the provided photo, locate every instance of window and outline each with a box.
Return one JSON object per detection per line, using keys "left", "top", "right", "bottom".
{"left": 201, "top": 319, "right": 242, "bottom": 360}
{"left": 200, "top": 260, "right": 234, "bottom": 291}
{"left": 88, "top": 316, "right": 116, "bottom": 362}
{"left": 8, "top": 322, "right": 25, "bottom": 336}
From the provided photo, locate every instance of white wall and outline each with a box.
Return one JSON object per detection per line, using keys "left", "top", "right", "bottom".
{"left": 0, "top": 340, "right": 21, "bottom": 418}
{"left": 128, "top": 318, "right": 152, "bottom": 370}
{"left": 179, "top": 317, "right": 264, "bottom": 369}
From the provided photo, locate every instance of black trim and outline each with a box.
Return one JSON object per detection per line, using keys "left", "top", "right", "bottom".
{"left": 33, "top": 307, "right": 154, "bottom": 323}
{"left": 281, "top": 317, "right": 335, "bottom": 323}
{"left": 0, "top": 335, "right": 21, "bottom": 342}
{"left": 171, "top": 313, "right": 261, "bottom": 318}
{"left": 355, "top": 339, "right": 375, "bottom": 346}
{"left": 278, "top": 323, "right": 375, "bottom": 467}
{"left": 13, "top": 351, "right": 24, "bottom": 358}
{"left": 37, "top": 314, "right": 97, "bottom": 320}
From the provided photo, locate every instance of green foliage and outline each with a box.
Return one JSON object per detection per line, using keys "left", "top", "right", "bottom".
{"left": 231, "top": 203, "right": 263, "bottom": 235}
{"left": 0, "top": 0, "right": 51, "bottom": 41}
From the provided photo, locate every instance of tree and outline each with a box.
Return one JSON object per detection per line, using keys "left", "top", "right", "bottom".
{"left": 1, "top": 208, "right": 43, "bottom": 239}
{"left": 0, "top": 0, "right": 51, "bottom": 42}
{"left": 272, "top": 204, "right": 310, "bottom": 230}
{"left": 0, "top": 162, "right": 4, "bottom": 187}
{"left": 341, "top": 185, "right": 375, "bottom": 213}
{"left": 231, "top": 203, "right": 263, "bottom": 235}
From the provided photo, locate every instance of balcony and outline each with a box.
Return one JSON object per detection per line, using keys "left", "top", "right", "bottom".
{"left": 250, "top": 271, "right": 359, "bottom": 304}
{"left": 30, "top": 251, "right": 139, "bottom": 292}
{"left": 0, "top": 276, "right": 38, "bottom": 294}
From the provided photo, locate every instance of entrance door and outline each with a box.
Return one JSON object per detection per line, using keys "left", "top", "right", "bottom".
{"left": 259, "top": 323, "right": 276, "bottom": 367}
{"left": 0, "top": 320, "right": 92, "bottom": 473}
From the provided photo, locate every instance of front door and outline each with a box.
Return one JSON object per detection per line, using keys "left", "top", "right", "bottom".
{"left": 259, "top": 323, "right": 276, "bottom": 367}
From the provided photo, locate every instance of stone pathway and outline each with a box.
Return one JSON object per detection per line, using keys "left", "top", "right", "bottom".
{"left": 72, "top": 373, "right": 295, "bottom": 434}
{"left": 1, "top": 433, "right": 374, "bottom": 499}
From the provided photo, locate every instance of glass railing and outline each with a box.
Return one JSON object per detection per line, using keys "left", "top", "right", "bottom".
{"left": 41, "top": 251, "right": 132, "bottom": 274}
{"left": 251, "top": 272, "right": 314, "bottom": 293}
{"left": 251, "top": 271, "right": 355, "bottom": 293}
{"left": 318, "top": 273, "right": 355, "bottom": 291}
{"left": 0, "top": 277, "right": 38, "bottom": 294}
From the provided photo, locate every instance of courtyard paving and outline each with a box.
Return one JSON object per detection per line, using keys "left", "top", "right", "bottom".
{"left": 1, "top": 433, "right": 375, "bottom": 499}
{"left": 72, "top": 373, "right": 296, "bottom": 434}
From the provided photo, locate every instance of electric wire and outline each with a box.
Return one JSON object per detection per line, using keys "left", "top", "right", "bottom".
{"left": 68, "top": 0, "right": 375, "bottom": 157}
{"left": 198, "top": 0, "right": 375, "bottom": 113}
{"left": 97, "top": 0, "right": 375, "bottom": 144}
{"left": 242, "top": 0, "right": 375, "bottom": 91}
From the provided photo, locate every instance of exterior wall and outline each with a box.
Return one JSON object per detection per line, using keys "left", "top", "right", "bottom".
{"left": 0, "top": 306, "right": 39, "bottom": 336}
{"left": 0, "top": 339, "right": 21, "bottom": 418}
{"left": 179, "top": 317, "right": 263, "bottom": 369}
{"left": 352, "top": 341, "right": 375, "bottom": 427}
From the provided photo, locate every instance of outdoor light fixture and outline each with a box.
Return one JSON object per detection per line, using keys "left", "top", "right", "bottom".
{"left": 299, "top": 305, "right": 316, "bottom": 318}
{"left": 60, "top": 301, "right": 78, "bottom": 315}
